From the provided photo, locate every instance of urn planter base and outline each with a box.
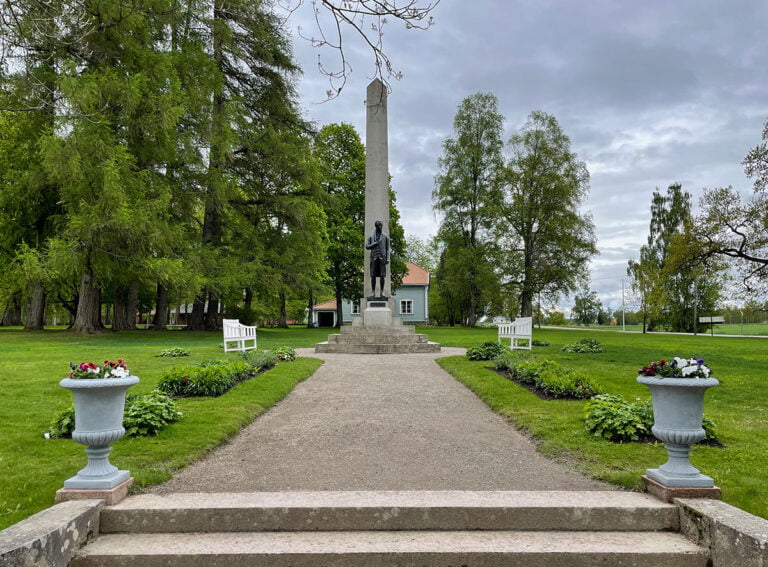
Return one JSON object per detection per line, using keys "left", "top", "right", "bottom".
{"left": 646, "top": 442, "right": 715, "bottom": 487}
{"left": 64, "top": 469, "right": 131, "bottom": 490}
{"left": 646, "top": 467, "right": 715, "bottom": 488}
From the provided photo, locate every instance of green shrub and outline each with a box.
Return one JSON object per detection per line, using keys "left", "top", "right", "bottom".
{"left": 158, "top": 359, "right": 256, "bottom": 397}
{"left": 584, "top": 395, "right": 649, "bottom": 442}
{"left": 123, "top": 392, "right": 183, "bottom": 436}
{"left": 532, "top": 340, "right": 550, "bottom": 347}
{"left": 511, "top": 359, "right": 559, "bottom": 385}
{"left": 493, "top": 351, "right": 528, "bottom": 371}
{"left": 495, "top": 356, "right": 603, "bottom": 399}
{"left": 562, "top": 338, "right": 604, "bottom": 353}
{"left": 158, "top": 347, "right": 191, "bottom": 357}
{"left": 584, "top": 394, "right": 719, "bottom": 443}
{"left": 536, "top": 367, "right": 601, "bottom": 399}
{"left": 240, "top": 350, "right": 278, "bottom": 370}
{"left": 467, "top": 341, "right": 508, "bottom": 361}
{"left": 272, "top": 345, "right": 296, "bottom": 362}
{"left": 48, "top": 404, "right": 75, "bottom": 438}
{"left": 49, "top": 392, "right": 182, "bottom": 438}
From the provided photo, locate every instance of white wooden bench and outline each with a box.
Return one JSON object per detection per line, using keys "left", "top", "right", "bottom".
{"left": 223, "top": 318, "right": 257, "bottom": 353}
{"left": 498, "top": 317, "right": 533, "bottom": 350}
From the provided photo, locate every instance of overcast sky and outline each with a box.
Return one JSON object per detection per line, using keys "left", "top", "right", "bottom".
{"left": 285, "top": 1, "right": 768, "bottom": 310}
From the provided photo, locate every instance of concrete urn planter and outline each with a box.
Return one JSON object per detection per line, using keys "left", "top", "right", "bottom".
{"left": 637, "top": 375, "right": 719, "bottom": 487}
{"left": 60, "top": 375, "right": 139, "bottom": 489}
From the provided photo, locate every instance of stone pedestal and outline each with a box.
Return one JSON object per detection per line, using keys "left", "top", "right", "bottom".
{"left": 316, "top": 298, "right": 440, "bottom": 354}
{"left": 56, "top": 477, "right": 133, "bottom": 506}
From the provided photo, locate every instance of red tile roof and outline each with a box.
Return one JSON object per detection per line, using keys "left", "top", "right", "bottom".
{"left": 403, "top": 261, "right": 429, "bottom": 285}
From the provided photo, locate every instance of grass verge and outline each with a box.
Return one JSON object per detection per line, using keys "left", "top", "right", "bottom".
{"left": 435, "top": 327, "right": 768, "bottom": 521}
{"left": 0, "top": 327, "right": 321, "bottom": 530}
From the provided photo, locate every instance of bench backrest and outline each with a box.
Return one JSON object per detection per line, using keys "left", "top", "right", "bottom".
{"left": 223, "top": 319, "right": 243, "bottom": 339}
{"left": 498, "top": 317, "right": 533, "bottom": 336}
{"left": 514, "top": 317, "right": 533, "bottom": 335}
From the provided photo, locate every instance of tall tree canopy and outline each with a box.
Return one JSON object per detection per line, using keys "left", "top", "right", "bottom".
{"left": 628, "top": 183, "right": 723, "bottom": 332}
{"left": 0, "top": 0, "right": 440, "bottom": 331}
{"left": 432, "top": 92, "right": 504, "bottom": 326}
{"left": 499, "top": 110, "right": 597, "bottom": 318}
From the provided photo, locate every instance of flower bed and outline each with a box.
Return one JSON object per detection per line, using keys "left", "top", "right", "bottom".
{"left": 493, "top": 352, "right": 603, "bottom": 400}
{"left": 158, "top": 351, "right": 278, "bottom": 397}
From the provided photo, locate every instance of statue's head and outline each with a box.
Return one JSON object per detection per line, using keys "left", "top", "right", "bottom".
{"left": 375, "top": 220, "right": 383, "bottom": 231}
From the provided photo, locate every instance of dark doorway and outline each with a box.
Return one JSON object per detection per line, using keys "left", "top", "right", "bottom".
{"left": 317, "top": 311, "right": 335, "bottom": 327}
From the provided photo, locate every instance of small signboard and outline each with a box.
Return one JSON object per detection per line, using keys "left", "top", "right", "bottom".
{"left": 699, "top": 316, "right": 725, "bottom": 324}
{"left": 699, "top": 315, "right": 725, "bottom": 336}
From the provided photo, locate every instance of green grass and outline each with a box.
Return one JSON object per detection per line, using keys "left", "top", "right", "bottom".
{"left": 549, "top": 322, "right": 768, "bottom": 335}
{"left": 0, "top": 328, "right": 322, "bottom": 530}
{"left": 1, "top": 325, "right": 766, "bottom": 529}
{"left": 435, "top": 327, "right": 768, "bottom": 520}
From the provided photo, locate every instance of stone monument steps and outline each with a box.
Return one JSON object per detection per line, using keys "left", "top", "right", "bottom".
{"left": 326, "top": 333, "right": 429, "bottom": 344}
{"left": 71, "top": 491, "right": 709, "bottom": 566}
{"left": 314, "top": 341, "right": 441, "bottom": 354}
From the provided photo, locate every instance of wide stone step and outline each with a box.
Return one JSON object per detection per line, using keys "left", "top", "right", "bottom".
{"left": 315, "top": 342, "right": 441, "bottom": 354}
{"left": 327, "top": 333, "right": 429, "bottom": 344}
{"left": 71, "top": 530, "right": 708, "bottom": 567}
{"left": 99, "top": 491, "right": 679, "bottom": 534}
{"left": 340, "top": 324, "right": 410, "bottom": 335}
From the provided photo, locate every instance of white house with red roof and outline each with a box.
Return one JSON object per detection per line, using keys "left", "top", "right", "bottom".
{"left": 311, "top": 261, "right": 430, "bottom": 327}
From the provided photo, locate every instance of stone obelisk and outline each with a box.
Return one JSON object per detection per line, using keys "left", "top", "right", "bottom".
{"left": 313, "top": 79, "right": 440, "bottom": 352}
{"left": 363, "top": 78, "right": 391, "bottom": 300}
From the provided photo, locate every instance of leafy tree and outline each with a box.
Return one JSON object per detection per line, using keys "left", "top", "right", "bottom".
{"left": 628, "top": 184, "right": 723, "bottom": 332}
{"left": 572, "top": 288, "right": 601, "bottom": 325}
{"left": 499, "top": 111, "right": 597, "bottom": 318}
{"left": 432, "top": 92, "right": 504, "bottom": 326}
{"left": 404, "top": 234, "right": 439, "bottom": 273}
{"left": 314, "top": 123, "right": 366, "bottom": 327}
{"left": 691, "top": 118, "right": 768, "bottom": 295}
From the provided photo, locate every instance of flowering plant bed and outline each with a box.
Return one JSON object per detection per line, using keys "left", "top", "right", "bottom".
{"left": 638, "top": 357, "right": 712, "bottom": 378}
{"left": 492, "top": 353, "right": 603, "bottom": 400}
{"left": 67, "top": 358, "right": 129, "bottom": 379}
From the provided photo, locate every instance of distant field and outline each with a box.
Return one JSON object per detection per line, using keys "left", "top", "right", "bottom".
{"left": 551, "top": 323, "right": 768, "bottom": 336}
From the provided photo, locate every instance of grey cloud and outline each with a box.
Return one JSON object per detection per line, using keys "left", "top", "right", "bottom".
{"left": 285, "top": 0, "right": 768, "bottom": 308}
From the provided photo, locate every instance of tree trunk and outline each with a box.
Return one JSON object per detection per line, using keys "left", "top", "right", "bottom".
{"left": 188, "top": 292, "right": 206, "bottom": 331}
{"left": 1, "top": 293, "right": 23, "bottom": 326}
{"left": 519, "top": 288, "right": 534, "bottom": 318}
{"left": 278, "top": 290, "right": 288, "bottom": 328}
{"left": 24, "top": 281, "right": 46, "bottom": 331}
{"left": 70, "top": 272, "right": 103, "bottom": 334}
{"left": 152, "top": 283, "right": 169, "bottom": 330}
{"left": 126, "top": 281, "right": 139, "bottom": 330}
{"left": 112, "top": 281, "right": 138, "bottom": 331}
{"left": 205, "top": 291, "right": 221, "bottom": 330}
{"left": 335, "top": 283, "right": 344, "bottom": 328}
{"left": 307, "top": 290, "right": 314, "bottom": 328}
{"left": 113, "top": 284, "right": 129, "bottom": 330}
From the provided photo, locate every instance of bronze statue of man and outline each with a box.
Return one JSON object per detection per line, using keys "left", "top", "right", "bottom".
{"left": 365, "top": 220, "right": 390, "bottom": 297}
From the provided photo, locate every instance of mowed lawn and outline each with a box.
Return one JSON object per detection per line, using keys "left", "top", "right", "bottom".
{"left": 0, "top": 327, "right": 326, "bottom": 530}
{"left": 0, "top": 325, "right": 766, "bottom": 530}
{"left": 430, "top": 326, "right": 768, "bottom": 520}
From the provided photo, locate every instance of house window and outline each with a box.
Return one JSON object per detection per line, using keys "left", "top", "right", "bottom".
{"left": 351, "top": 302, "right": 360, "bottom": 315}
{"left": 400, "top": 299, "right": 413, "bottom": 315}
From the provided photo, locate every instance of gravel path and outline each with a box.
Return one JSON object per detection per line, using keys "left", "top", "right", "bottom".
{"left": 151, "top": 348, "right": 610, "bottom": 493}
